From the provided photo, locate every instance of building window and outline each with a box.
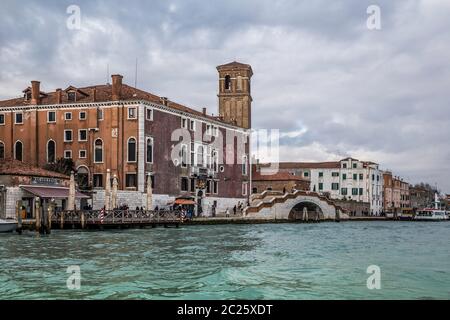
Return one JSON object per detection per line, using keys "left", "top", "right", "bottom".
{"left": 146, "top": 138, "right": 153, "bottom": 163}
{"left": 0, "top": 141, "right": 4, "bottom": 159}
{"left": 213, "top": 181, "right": 218, "bottom": 194}
{"left": 79, "top": 111, "right": 87, "bottom": 120}
{"left": 94, "top": 139, "right": 103, "bottom": 163}
{"left": 353, "top": 163, "right": 357, "bottom": 169}
{"left": 79, "top": 129, "right": 88, "bottom": 142}
{"left": 359, "top": 173, "right": 364, "bottom": 180}
{"left": 0, "top": 113, "right": 4, "bottom": 125}
{"left": 331, "top": 183, "right": 339, "bottom": 190}
{"left": 242, "top": 182, "right": 248, "bottom": 196}
{"left": 93, "top": 174, "right": 103, "bottom": 188}
{"left": 206, "top": 124, "right": 212, "bottom": 136}
{"left": 206, "top": 180, "right": 211, "bottom": 194}
{"left": 190, "top": 178, "right": 196, "bottom": 192}
{"left": 353, "top": 174, "right": 358, "bottom": 180}
{"left": 189, "top": 119, "right": 195, "bottom": 131}
{"left": 332, "top": 172, "right": 339, "bottom": 177}
{"left": 181, "top": 144, "right": 188, "bottom": 167}
{"left": 128, "top": 107, "right": 137, "bottom": 119}
{"left": 67, "top": 91, "right": 76, "bottom": 102}
{"left": 47, "top": 111, "right": 56, "bottom": 123}
{"left": 181, "top": 177, "right": 189, "bottom": 192}
{"left": 342, "top": 163, "right": 347, "bottom": 169}
{"left": 14, "top": 141, "right": 23, "bottom": 161}
{"left": 15, "top": 113, "right": 23, "bottom": 124}
{"left": 341, "top": 188, "right": 348, "bottom": 196}
{"left": 352, "top": 188, "right": 359, "bottom": 196}
{"left": 304, "top": 171, "right": 309, "bottom": 178}
{"left": 197, "top": 145, "right": 204, "bottom": 167}
{"left": 242, "top": 155, "right": 248, "bottom": 175}
{"left": 97, "top": 109, "right": 104, "bottom": 121}
{"left": 225, "top": 75, "right": 232, "bottom": 90}
{"left": 181, "top": 117, "right": 188, "bottom": 129}
{"left": 319, "top": 172, "right": 324, "bottom": 178}
{"left": 64, "top": 150, "right": 72, "bottom": 159}
{"left": 127, "top": 138, "right": 137, "bottom": 162}
{"left": 65, "top": 112, "right": 72, "bottom": 121}
{"left": 319, "top": 183, "right": 324, "bottom": 191}
{"left": 126, "top": 174, "right": 137, "bottom": 188}
{"left": 146, "top": 108, "right": 153, "bottom": 121}
{"left": 64, "top": 130, "right": 73, "bottom": 142}
{"left": 190, "top": 143, "right": 195, "bottom": 166}
{"left": 47, "top": 140, "right": 56, "bottom": 163}
{"left": 342, "top": 173, "right": 347, "bottom": 180}
{"left": 359, "top": 188, "right": 364, "bottom": 195}
{"left": 79, "top": 150, "right": 87, "bottom": 159}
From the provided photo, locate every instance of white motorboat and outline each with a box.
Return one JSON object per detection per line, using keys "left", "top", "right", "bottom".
{"left": 0, "top": 219, "right": 18, "bottom": 233}
{"left": 414, "top": 193, "right": 449, "bottom": 221}
{"left": 414, "top": 209, "right": 448, "bottom": 221}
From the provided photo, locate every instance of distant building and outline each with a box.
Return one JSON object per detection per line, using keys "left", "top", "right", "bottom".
{"left": 382, "top": 171, "right": 410, "bottom": 213}
{"left": 252, "top": 165, "right": 310, "bottom": 194}
{"left": 275, "top": 158, "right": 384, "bottom": 215}
{"left": 409, "top": 184, "right": 436, "bottom": 210}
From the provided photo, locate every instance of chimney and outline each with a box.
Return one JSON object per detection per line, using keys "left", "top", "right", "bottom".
{"left": 31, "top": 81, "right": 40, "bottom": 105}
{"left": 202, "top": 107, "right": 207, "bottom": 115}
{"left": 55, "top": 89, "right": 62, "bottom": 104}
{"left": 160, "top": 97, "right": 168, "bottom": 106}
{"left": 91, "top": 87, "right": 97, "bottom": 102}
{"left": 111, "top": 74, "right": 123, "bottom": 101}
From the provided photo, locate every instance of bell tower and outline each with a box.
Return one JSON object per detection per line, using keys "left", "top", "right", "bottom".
{"left": 217, "top": 61, "right": 253, "bottom": 129}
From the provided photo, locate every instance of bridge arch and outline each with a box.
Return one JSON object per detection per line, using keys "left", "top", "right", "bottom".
{"left": 288, "top": 201, "right": 324, "bottom": 221}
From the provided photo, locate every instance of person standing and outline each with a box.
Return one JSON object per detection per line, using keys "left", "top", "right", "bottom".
{"left": 233, "top": 205, "right": 237, "bottom": 216}
{"left": 226, "top": 208, "right": 230, "bottom": 218}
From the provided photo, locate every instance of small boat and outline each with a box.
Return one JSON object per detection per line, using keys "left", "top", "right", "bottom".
{"left": 414, "top": 209, "right": 448, "bottom": 221}
{"left": 414, "top": 193, "right": 448, "bottom": 221}
{"left": 0, "top": 219, "right": 18, "bottom": 233}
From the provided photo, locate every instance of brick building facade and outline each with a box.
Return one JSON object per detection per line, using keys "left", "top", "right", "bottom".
{"left": 0, "top": 62, "right": 252, "bottom": 215}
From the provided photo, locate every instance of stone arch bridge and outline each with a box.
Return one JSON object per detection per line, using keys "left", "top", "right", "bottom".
{"left": 244, "top": 190, "right": 346, "bottom": 221}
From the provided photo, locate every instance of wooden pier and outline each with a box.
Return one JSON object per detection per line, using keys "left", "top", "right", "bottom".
{"left": 20, "top": 209, "right": 183, "bottom": 233}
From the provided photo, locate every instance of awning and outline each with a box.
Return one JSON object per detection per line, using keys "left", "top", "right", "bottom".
{"left": 20, "top": 186, "right": 90, "bottom": 199}
{"left": 174, "top": 199, "right": 196, "bottom": 205}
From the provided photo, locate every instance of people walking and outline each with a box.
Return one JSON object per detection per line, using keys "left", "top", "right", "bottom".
{"left": 225, "top": 208, "right": 230, "bottom": 218}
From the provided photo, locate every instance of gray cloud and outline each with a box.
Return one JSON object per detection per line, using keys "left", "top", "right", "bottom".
{"left": 1, "top": 0, "right": 449, "bottom": 192}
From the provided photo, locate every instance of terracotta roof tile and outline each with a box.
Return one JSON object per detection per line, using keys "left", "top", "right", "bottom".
{"left": 252, "top": 170, "right": 306, "bottom": 181}
{"left": 277, "top": 162, "right": 341, "bottom": 169}
{"left": 0, "top": 159, "right": 69, "bottom": 179}
{"left": 0, "top": 83, "right": 234, "bottom": 126}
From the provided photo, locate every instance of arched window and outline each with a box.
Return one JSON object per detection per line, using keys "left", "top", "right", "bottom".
{"left": 77, "top": 166, "right": 89, "bottom": 189}
{"left": 47, "top": 140, "right": 56, "bottom": 163}
{"left": 146, "top": 138, "right": 153, "bottom": 163}
{"left": 94, "top": 139, "right": 103, "bottom": 163}
{"left": 14, "top": 141, "right": 23, "bottom": 161}
{"left": 225, "top": 75, "right": 232, "bottom": 90}
{"left": 127, "top": 137, "right": 136, "bottom": 162}
{"left": 0, "top": 141, "right": 4, "bottom": 159}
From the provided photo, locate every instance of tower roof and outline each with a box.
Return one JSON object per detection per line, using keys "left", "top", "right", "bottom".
{"left": 217, "top": 61, "right": 253, "bottom": 74}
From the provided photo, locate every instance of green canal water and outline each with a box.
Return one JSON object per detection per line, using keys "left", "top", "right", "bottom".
{"left": 0, "top": 221, "right": 449, "bottom": 300}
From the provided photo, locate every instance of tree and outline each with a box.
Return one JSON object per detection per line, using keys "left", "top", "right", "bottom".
{"left": 44, "top": 158, "right": 75, "bottom": 176}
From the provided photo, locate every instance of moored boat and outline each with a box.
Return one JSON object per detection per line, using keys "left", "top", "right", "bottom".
{"left": 0, "top": 219, "right": 18, "bottom": 233}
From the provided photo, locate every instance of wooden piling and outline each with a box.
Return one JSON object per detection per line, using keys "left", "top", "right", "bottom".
{"left": 60, "top": 212, "right": 64, "bottom": 230}
{"left": 81, "top": 212, "right": 86, "bottom": 229}
{"left": 35, "top": 198, "right": 41, "bottom": 233}
{"left": 46, "top": 203, "right": 53, "bottom": 234}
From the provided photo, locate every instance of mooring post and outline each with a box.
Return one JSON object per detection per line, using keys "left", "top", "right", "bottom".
{"left": 46, "top": 200, "right": 54, "bottom": 234}
{"left": 16, "top": 200, "right": 23, "bottom": 234}
{"left": 60, "top": 211, "right": 64, "bottom": 230}
{"left": 81, "top": 211, "right": 86, "bottom": 229}
{"left": 35, "top": 197, "right": 41, "bottom": 233}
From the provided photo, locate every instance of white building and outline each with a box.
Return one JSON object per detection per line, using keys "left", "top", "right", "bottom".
{"left": 278, "top": 158, "right": 384, "bottom": 215}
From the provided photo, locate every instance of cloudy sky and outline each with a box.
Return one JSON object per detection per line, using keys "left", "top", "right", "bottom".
{"left": 1, "top": 0, "right": 449, "bottom": 192}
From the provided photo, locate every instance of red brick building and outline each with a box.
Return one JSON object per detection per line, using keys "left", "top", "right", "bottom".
{"left": 0, "top": 62, "right": 252, "bottom": 215}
